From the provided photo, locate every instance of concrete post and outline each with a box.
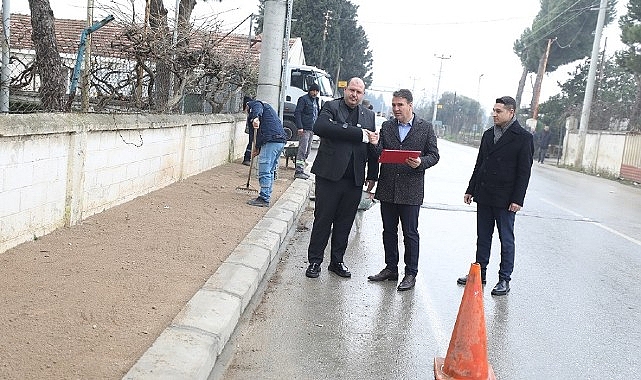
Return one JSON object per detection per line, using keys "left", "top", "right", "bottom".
{"left": 1, "top": 0, "right": 10, "bottom": 112}
{"left": 575, "top": 0, "right": 607, "bottom": 168}
{"left": 257, "top": 0, "right": 286, "bottom": 108}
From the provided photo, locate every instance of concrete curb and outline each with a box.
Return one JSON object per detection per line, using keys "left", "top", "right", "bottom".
{"left": 123, "top": 178, "right": 313, "bottom": 380}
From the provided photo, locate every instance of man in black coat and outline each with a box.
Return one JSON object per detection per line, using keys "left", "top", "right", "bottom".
{"left": 367, "top": 89, "right": 440, "bottom": 291}
{"left": 457, "top": 96, "right": 533, "bottom": 296}
{"left": 305, "top": 77, "right": 379, "bottom": 279}
{"left": 538, "top": 125, "right": 552, "bottom": 163}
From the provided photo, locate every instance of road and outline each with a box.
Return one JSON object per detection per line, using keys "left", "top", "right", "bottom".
{"left": 211, "top": 139, "right": 641, "bottom": 379}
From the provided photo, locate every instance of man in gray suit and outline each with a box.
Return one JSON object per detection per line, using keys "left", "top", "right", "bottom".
{"left": 305, "top": 78, "right": 379, "bottom": 279}
{"left": 367, "top": 89, "right": 440, "bottom": 291}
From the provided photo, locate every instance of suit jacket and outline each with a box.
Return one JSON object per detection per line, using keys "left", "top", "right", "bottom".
{"left": 374, "top": 115, "right": 440, "bottom": 205}
{"left": 311, "top": 98, "right": 379, "bottom": 185}
{"left": 466, "top": 119, "right": 534, "bottom": 208}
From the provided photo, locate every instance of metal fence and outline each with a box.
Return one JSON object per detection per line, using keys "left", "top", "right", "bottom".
{"left": 2, "top": 13, "right": 258, "bottom": 115}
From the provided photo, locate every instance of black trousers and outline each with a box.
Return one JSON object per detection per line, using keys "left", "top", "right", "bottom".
{"left": 380, "top": 201, "right": 421, "bottom": 276}
{"left": 307, "top": 176, "right": 361, "bottom": 265}
{"left": 243, "top": 130, "right": 254, "bottom": 162}
{"left": 475, "top": 203, "right": 516, "bottom": 282}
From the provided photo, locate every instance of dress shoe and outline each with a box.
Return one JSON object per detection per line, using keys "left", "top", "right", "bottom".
{"left": 294, "top": 171, "right": 310, "bottom": 180}
{"left": 368, "top": 268, "right": 399, "bottom": 281}
{"left": 456, "top": 274, "right": 486, "bottom": 285}
{"left": 397, "top": 274, "right": 416, "bottom": 291}
{"left": 242, "top": 160, "right": 251, "bottom": 166}
{"left": 305, "top": 263, "right": 321, "bottom": 278}
{"left": 328, "top": 262, "right": 351, "bottom": 278}
{"left": 491, "top": 280, "right": 510, "bottom": 296}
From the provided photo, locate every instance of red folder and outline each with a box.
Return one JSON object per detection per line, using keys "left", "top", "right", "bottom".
{"left": 379, "top": 149, "right": 421, "bottom": 164}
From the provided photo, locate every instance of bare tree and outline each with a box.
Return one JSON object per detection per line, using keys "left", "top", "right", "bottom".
{"left": 28, "top": 0, "right": 66, "bottom": 111}
{"left": 76, "top": 1, "right": 256, "bottom": 113}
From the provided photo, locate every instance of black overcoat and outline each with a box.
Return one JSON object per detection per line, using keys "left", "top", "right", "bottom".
{"left": 466, "top": 119, "right": 534, "bottom": 208}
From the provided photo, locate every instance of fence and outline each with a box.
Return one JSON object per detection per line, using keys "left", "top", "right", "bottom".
{"left": 0, "top": 112, "right": 247, "bottom": 254}
{"left": 3, "top": 13, "right": 258, "bottom": 114}
{"left": 562, "top": 130, "right": 641, "bottom": 182}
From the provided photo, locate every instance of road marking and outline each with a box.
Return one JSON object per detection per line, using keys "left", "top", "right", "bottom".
{"left": 541, "top": 198, "right": 641, "bottom": 247}
{"left": 417, "top": 277, "right": 450, "bottom": 352}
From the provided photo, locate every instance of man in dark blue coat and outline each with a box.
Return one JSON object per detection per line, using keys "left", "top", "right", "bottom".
{"left": 244, "top": 98, "right": 288, "bottom": 207}
{"left": 367, "top": 89, "right": 440, "bottom": 291}
{"left": 457, "top": 96, "right": 533, "bottom": 296}
{"left": 304, "top": 77, "right": 379, "bottom": 279}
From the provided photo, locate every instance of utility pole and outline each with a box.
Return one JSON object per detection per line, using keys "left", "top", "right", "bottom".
{"left": 319, "top": 10, "right": 332, "bottom": 69}
{"left": 575, "top": 0, "right": 607, "bottom": 168}
{"left": 476, "top": 73, "right": 484, "bottom": 137}
{"left": 431, "top": 54, "right": 450, "bottom": 125}
{"left": 256, "top": 0, "right": 286, "bottom": 107}
{"left": 1, "top": 0, "right": 10, "bottom": 112}
{"left": 530, "top": 38, "right": 555, "bottom": 121}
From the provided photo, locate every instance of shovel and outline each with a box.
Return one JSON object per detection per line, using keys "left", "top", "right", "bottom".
{"left": 236, "top": 127, "right": 259, "bottom": 195}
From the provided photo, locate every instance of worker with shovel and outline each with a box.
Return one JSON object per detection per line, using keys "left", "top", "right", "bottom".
{"left": 243, "top": 97, "right": 288, "bottom": 207}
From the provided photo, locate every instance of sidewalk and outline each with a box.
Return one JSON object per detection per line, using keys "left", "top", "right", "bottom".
{"left": 0, "top": 159, "right": 312, "bottom": 379}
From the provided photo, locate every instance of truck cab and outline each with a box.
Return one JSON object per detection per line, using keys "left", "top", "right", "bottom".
{"left": 281, "top": 64, "right": 335, "bottom": 140}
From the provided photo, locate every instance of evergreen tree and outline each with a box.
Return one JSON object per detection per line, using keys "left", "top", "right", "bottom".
{"left": 256, "top": 0, "right": 374, "bottom": 87}
{"left": 539, "top": 55, "right": 636, "bottom": 134}
{"left": 616, "top": 0, "right": 641, "bottom": 129}
{"left": 513, "top": 0, "right": 616, "bottom": 115}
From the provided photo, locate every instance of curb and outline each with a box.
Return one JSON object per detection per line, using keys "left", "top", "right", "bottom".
{"left": 123, "top": 178, "right": 313, "bottom": 379}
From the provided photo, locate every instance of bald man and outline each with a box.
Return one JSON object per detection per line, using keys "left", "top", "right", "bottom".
{"left": 304, "top": 78, "right": 380, "bottom": 279}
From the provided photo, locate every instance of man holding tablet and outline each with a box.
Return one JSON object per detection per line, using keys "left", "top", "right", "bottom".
{"left": 368, "top": 89, "right": 440, "bottom": 291}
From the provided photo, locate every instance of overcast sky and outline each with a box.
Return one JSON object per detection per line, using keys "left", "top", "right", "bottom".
{"left": 11, "top": 0, "right": 627, "bottom": 111}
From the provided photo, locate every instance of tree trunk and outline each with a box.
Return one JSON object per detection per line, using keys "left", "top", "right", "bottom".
{"left": 178, "top": 0, "right": 197, "bottom": 47}
{"left": 149, "top": 0, "right": 171, "bottom": 111}
{"left": 530, "top": 39, "right": 553, "bottom": 120}
{"left": 515, "top": 65, "right": 528, "bottom": 115}
{"left": 28, "top": 0, "right": 66, "bottom": 111}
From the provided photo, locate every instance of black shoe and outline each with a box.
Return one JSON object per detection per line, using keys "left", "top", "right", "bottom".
{"left": 247, "top": 197, "right": 270, "bottom": 207}
{"left": 397, "top": 274, "right": 416, "bottom": 291}
{"left": 456, "top": 274, "right": 486, "bottom": 285}
{"left": 305, "top": 263, "right": 321, "bottom": 278}
{"left": 328, "top": 262, "right": 351, "bottom": 278}
{"left": 294, "top": 171, "right": 310, "bottom": 180}
{"left": 368, "top": 268, "right": 399, "bottom": 281}
{"left": 242, "top": 160, "right": 251, "bottom": 166}
{"left": 491, "top": 280, "right": 510, "bottom": 296}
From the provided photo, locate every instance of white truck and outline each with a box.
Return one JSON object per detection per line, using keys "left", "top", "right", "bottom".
{"left": 281, "top": 64, "right": 335, "bottom": 140}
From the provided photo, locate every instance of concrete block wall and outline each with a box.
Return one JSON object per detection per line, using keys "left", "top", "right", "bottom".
{"left": 562, "top": 130, "right": 626, "bottom": 178}
{"left": 0, "top": 132, "right": 70, "bottom": 251}
{"left": 0, "top": 113, "right": 246, "bottom": 254}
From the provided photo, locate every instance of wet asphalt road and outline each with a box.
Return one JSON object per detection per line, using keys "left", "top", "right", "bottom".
{"left": 211, "top": 139, "right": 641, "bottom": 379}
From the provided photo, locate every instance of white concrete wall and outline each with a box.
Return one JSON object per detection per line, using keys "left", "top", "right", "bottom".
{"left": 562, "top": 130, "right": 626, "bottom": 178}
{"left": 0, "top": 113, "right": 247, "bottom": 254}
{"left": 593, "top": 133, "right": 626, "bottom": 177}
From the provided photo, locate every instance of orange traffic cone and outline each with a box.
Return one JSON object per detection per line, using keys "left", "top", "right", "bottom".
{"left": 434, "top": 263, "right": 496, "bottom": 380}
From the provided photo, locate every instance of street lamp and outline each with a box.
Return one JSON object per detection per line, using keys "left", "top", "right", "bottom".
{"left": 431, "top": 54, "right": 451, "bottom": 125}
{"left": 477, "top": 74, "right": 484, "bottom": 104}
